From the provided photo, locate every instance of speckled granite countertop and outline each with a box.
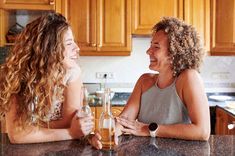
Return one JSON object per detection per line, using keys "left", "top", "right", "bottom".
{"left": 1, "top": 134, "right": 234, "bottom": 156}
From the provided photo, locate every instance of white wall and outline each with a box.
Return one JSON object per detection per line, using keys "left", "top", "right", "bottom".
{"left": 79, "top": 37, "right": 153, "bottom": 83}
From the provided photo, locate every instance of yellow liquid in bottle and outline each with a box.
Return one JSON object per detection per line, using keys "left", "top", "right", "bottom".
{"left": 100, "top": 128, "right": 115, "bottom": 150}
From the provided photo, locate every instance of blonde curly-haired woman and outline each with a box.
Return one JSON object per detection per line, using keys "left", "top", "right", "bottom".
{"left": 0, "top": 12, "right": 94, "bottom": 144}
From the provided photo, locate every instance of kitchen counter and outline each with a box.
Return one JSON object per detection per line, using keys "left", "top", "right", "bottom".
{"left": 1, "top": 133, "right": 234, "bottom": 156}
{"left": 209, "top": 101, "right": 235, "bottom": 117}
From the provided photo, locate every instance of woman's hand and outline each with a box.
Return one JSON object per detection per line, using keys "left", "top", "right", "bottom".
{"left": 116, "top": 117, "right": 149, "bottom": 136}
{"left": 89, "top": 130, "right": 119, "bottom": 149}
{"left": 69, "top": 113, "right": 94, "bottom": 139}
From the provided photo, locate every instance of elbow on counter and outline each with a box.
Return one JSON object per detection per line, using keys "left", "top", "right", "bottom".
{"left": 7, "top": 131, "right": 25, "bottom": 144}
{"left": 197, "top": 126, "right": 211, "bottom": 141}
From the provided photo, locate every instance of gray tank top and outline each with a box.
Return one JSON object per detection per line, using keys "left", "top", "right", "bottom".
{"left": 137, "top": 79, "right": 191, "bottom": 124}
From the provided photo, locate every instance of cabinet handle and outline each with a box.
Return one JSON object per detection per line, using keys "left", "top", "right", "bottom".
{"left": 49, "top": 0, "right": 55, "bottom": 5}
{"left": 228, "top": 123, "right": 235, "bottom": 130}
{"left": 90, "top": 43, "right": 96, "bottom": 47}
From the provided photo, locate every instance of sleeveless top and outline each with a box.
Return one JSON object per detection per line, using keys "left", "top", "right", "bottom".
{"left": 31, "top": 65, "right": 81, "bottom": 122}
{"left": 137, "top": 79, "right": 191, "bottom": 124}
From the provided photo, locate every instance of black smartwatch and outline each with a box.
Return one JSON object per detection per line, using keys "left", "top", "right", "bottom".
{"left": 148, "top": 122, "right": 158, "bottom": 137}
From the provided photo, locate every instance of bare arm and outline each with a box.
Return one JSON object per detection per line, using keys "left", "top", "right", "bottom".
{"left": 6, "top": 97, "right": 73, "bottom": 143}
{"left": 156, "top": 70, "right": 210, "bottom": 140}
{"left": 6, "top": 77, "right": 94, "bottom": 144}
{"left": 49, "top": 76, "right": 83, "bottom": 128}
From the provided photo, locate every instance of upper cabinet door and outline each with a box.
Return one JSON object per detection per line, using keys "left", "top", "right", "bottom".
{"left": 0, "top": 0, "right": 57, "bottom": 10}
{"left": 184, "top": 0, "right": 210, "bottom": 53}
{"left": 211, "top": 0, "right": 235, "bottom": 55}
{"left": 132, "top": 0, "right": 184, "bottom": 35}
{"left": 96, "top": 0, "right": 131, "bottom": 55}
{"left": 69, "top": 0, "right": 131, "bottom": 56}
{"left": 68, "top": 0, "right": 97, "bottom": 52}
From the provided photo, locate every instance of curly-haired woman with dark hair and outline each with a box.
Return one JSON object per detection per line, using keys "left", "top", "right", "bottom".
{"left": 0, "top": 12, "right": 94, "bottom": 143}
{"left": 91, "top": 17, "right": 210, "bottom": 149}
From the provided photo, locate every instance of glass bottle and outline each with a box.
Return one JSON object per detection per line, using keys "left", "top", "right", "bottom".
{"left": 77, "top": 86, "right": 92, "bottom": 117}
{"left": 99, "top": 88, "right": 115, "bottom": 150}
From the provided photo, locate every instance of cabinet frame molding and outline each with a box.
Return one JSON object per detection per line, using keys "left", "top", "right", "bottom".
{"left": 210, "top": 0, "right": 235, "bottom": 55}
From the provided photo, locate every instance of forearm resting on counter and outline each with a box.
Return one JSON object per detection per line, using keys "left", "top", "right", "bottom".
{"left": 7, "top": 126, "right": 75, "bottom": 144}
{"left": 156, "top": 123, "right": 210, "bottom": 141}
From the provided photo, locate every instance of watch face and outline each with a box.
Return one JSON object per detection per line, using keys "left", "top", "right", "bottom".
{"left": 148, "top": 123, "right": 158, "bottom": 131}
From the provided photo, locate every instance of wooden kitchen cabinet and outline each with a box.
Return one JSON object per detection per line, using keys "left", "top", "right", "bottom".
{"left": 68, "top": 0, "right": 131, "bottom": 56}
{"left": 0, "top": 0, "right": 59, "bottom": 10}
{"left": 210, "top": 0, "right": 235, "bottom": 55}
{"left": 227, "top": 112, "right": 235, "bottom": 135}
{"left": 92, "top": 106, "right": 124, "bottom": 130}
{"left": 0, "top": 0, "right": 67, "bottom": 47}
{"left": 215, "top": 107, "right": 235, "bottom": 135}
{"left": 184, "top": 0, "right": 210, "bottom": 53}
{"left": 0, "top": 9, "right": 4, "bottom": 46}
{"left": 131, "top": 0, "right": 184, "bottom": 35}
{"left": 131, "top": 0, "right": 210, "bottom": 52}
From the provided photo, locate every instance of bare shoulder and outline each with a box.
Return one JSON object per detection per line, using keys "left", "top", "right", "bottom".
{"left": 138, "top": 73, "right": 157, "bottom": 83}
{"left": 177, "top": 69, "right": 201, "bottom": 83}
{"left": 137, "top": 73, "right": 157, "bottom": 91}
{"left": 176, "top": 69, "right": 203, "bottom": 96}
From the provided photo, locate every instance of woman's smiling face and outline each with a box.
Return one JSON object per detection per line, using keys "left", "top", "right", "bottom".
{"left": 146, "top": 30, "right": 172, "bottom": 72}
{"left": 62, "top": 28, "right": 80, "bottom": 68}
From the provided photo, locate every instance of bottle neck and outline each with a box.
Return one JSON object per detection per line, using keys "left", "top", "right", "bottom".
{"left": 103, "top": 91, "right": 111, "bottom": 114}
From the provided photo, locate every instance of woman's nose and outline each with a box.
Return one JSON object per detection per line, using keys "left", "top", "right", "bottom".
{"left": 146, "top": 47, "right": 152, "bottom": 55}
{"left": 74, "top": 43, "right": 80, "bottom": 53}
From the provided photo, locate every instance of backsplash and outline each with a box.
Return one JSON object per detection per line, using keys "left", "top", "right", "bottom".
{"left": 200, "top": 56, "right": 235, "bottom": 92}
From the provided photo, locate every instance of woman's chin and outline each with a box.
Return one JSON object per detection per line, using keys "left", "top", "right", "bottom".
{"left": 149, "top": 65, "right": 158, "bottom": 71}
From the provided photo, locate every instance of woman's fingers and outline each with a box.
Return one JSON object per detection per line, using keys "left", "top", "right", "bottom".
{"left": 95, "top": 131, "right": 102, "bottom": 140}
{"left": 114, "top": 133, "right": 119, "bottom": 145}
{"left": 92, "top": 133, "right": 102, "bottom": 149}
{"left": 116, "top": 117, "right": 136, "bottom": 130}
{"left": 121, "top": 127, "right": 135, "bottom": 135}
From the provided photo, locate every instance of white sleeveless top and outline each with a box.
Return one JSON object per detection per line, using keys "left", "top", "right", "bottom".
{"left": 137, "top": 79, "right": 191, "bottom": 124}
{"left": 31, "top": 65, "right": 81, "bottom": 122}
{"left": 47, "top": 65, "right": 81, "bottom": 121}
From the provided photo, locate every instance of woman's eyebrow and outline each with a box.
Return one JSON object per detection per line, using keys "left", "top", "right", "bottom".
{"left": 65, "top": 38, "right": 73, "bottom": 42}
{"left": 151, "top": 41, "right": 160, "bottom": 46}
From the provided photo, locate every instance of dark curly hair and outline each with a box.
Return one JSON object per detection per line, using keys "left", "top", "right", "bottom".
{"left": 153, "top": 17, "right": 205, "bottom": 77}
{"left": 0, "top": 12, "right": 69, "bottom": 128}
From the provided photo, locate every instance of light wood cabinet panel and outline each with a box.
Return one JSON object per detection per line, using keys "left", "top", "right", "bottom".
{"left": 68, "top": 0, "right": 96, "bottom": 52}
{"left": 0, "top": 10, "right": 4, "bottom": 46}
{"left": 184, "top": 0, "right": 210, "bottom": 53}
{"left": 131, "top": 0, "right": 184, "bottom": 35}
{"left": 68, "top": 0, "right": 131, "bottom": 56}
{"left": 111, "top": 106, "right": 124, "bottom": 117}
{"left": 0, "top": 0, "right": 57, "bottom": 10}
{"left": 96, "top": 0, "right": 131, "bottom": 54}
{"left": 0, "top": 0, "right": 67, "bottom": 47}
{"left": 210, "top": 0, "right": 235, "bottom": 55}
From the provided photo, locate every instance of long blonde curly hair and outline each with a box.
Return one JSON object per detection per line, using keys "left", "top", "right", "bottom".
{"left": 153, "top": 17, "right": 205, "bottom": 77}
{"left": 0, "top": 12, "right": 69, "bottom": 128}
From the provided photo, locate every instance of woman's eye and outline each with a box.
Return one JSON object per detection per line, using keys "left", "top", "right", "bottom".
{"left": 66, "top": 43, "right": 72, "bottom": 46}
